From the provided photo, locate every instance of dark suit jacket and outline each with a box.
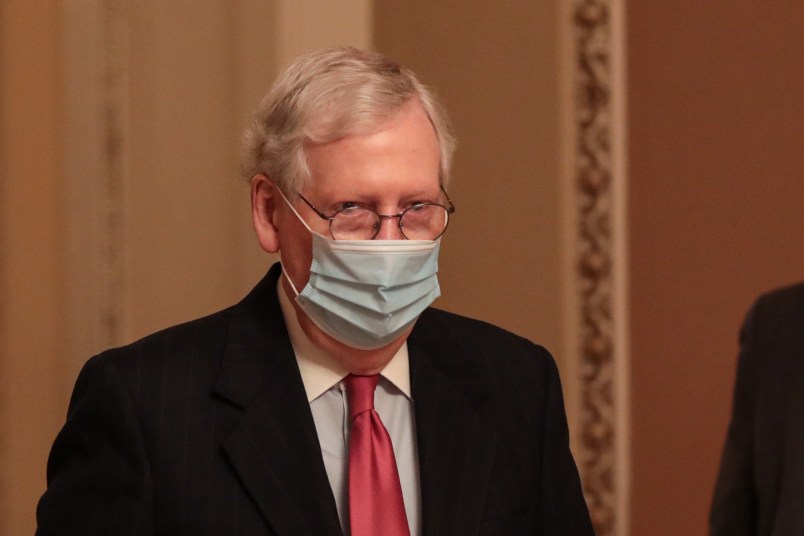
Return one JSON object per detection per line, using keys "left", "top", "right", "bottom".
{"left": 711, "top": 282, "right": 804, "bottom": 536}
{"left": 37, "top": 263, "right": 593, "bottom": 535}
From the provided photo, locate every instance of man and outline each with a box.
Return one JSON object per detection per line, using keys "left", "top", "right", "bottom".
{"left": 37, "top": 47, "right": 593, "bottom": 535}
{"left": 711, "top": 282, "right": 804, "bottom": 535}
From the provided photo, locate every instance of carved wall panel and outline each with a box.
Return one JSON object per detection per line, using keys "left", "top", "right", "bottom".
{"left": 572, "top": 1, "right": 629, "bottom": 535}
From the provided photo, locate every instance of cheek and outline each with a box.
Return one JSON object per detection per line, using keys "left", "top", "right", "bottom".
{"left": 292, "top": 243, "right": 313, "bottom": 288}
{"left": 278, "top": 221, "right": 314, "bottom": 290}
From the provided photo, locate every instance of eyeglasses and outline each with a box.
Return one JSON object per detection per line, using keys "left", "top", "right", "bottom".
{"left": 297, "top": 186, "right": 455, "bottom": 240}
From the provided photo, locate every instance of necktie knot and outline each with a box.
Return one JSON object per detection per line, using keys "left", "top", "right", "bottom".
{"left": 344, "top": 374, "right": 378, "bottom": 420}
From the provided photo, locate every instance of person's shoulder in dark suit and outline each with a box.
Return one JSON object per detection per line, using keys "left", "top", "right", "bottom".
{"left": 411, "top": 307, "right": 594, "bottom": 535}
{"left": 710, "top": 281, "right": 804, "bottom": 536}
{"left": 36, "top": 265, "right": 307, "bottom": 535}
{"left": 35, "top": 304, "right": 238, "bottom": 535}
{"left": 744, "top": 282, "right": 804, "bottom": 344}
{"left": 414, "top": 306, "right": 571, "bottom": 415}
{"left": 37, "top": 285, "right": 594, "bottom": 536}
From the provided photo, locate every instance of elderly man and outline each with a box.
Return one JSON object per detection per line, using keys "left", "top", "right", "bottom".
{"left": 37, "top": 47, "right": 593, "bottom": 535}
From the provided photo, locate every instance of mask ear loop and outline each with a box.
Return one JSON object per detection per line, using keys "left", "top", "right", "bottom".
{"left": 282, "top": 267, "right": 302, "bottom": 298}
{"left": 274, "top": 186, "right": 315, "bottom": 234}
{"left": 274, "top": 185, "right": 313, "bottom": 297}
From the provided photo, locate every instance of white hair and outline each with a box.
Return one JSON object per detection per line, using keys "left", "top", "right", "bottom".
{"left": 241, "top": 47, "right": 455, "bottom": 194}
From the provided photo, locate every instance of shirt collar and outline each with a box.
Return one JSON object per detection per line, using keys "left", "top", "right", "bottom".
{"left": 276, "top": 275, "right": 411, "bottom": 403}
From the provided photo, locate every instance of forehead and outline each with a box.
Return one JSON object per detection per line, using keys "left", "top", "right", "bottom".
{"left": 305, "top": 100, "right": 441, "bottom": 200}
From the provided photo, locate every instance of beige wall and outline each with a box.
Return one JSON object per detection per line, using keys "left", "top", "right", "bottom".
{"left": 375, "top": 1, "right": 570, "bottom": 365}
{"left": 628, "top": 2, "right": 804, "bottom": 534}
{"left": 0, "top": 2, "right": 66, "bottom": 534}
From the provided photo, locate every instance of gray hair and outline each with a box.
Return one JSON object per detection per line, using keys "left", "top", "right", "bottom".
{"left": 240, "top": 47, "right": 455, "bottom": 194}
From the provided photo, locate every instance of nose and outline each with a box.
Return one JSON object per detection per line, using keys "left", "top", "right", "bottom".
{"left": 374, "top": 215, "right": 405, "bottom": 240}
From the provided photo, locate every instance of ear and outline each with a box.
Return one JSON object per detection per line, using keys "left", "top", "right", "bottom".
{"left": 251, "top": 174, "right": 281, "bottom": 253}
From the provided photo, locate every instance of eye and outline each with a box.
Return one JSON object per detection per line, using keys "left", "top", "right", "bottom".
{"left": 406, "top": 202, "right": 430, "bottom": 212}
{"left": 333, "top": 201, "right": 362, "bottom": 213}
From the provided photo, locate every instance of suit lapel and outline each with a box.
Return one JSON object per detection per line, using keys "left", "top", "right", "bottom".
{"left": 214, "top": 265, "right": 342, "bottom": 536}
{"left": 211, "top": 267, "right": 498, "bottom": 535}
{"left": 409, "top": 310, "right": 495, "bottom": 536}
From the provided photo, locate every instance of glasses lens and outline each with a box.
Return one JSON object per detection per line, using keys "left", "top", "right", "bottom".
{"left": 329, "top": 203, "right": 450, "bottom": 240}
{"left": 330, "top": 207, "right": 380, "bottom": 240}
{"left": 400, "top": 204, "right": 449, "bottom": 240}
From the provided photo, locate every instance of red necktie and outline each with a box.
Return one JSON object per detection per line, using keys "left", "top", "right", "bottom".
{"left": 345, "top": 374, "right": 410, "bottom": 536}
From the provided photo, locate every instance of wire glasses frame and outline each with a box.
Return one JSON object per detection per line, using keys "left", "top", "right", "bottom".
{"left": 297, "top": 185, "right": 456, "bottom": 240}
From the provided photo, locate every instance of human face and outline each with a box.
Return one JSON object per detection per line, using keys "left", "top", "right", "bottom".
{"left": 277, "top": 98, "right": 443, "bottom": 296}
{"left": 255, "top": 98, "right": 442, "bottom": 369}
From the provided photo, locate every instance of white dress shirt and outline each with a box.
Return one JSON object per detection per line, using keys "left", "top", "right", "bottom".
{"left": 277, "top": 279, "right": 421, "bottom": 535}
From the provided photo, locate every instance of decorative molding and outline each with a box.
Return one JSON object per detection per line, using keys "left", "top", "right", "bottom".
{"left": 62, "top": 0, "right": 129, "bottom": 376}
{"left": 572, "top": 1, "right": 629, "bottom": 535}
{"left": 98, "top": 0, "right": 129, "bottom": 349}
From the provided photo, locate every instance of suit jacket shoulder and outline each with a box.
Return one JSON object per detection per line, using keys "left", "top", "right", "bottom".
{"left": 39, "top": 266, "right": 593, "bottom": 536}
{"left": 38, "top": 264, "right": 343, "bottom": 536}
{"left": 408, "top": 307, "right": 593, "bottom": 535}
{"left": 750, "top": 281, "right": 804, "bottom": 336}
{"left": 416, "top": 306, "right": 555, "bottom": 368}
{"left": 711, "top": 281, "right": 804, "bottom": 536}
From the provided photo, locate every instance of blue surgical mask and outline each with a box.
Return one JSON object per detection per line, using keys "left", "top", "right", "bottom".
{"left": 278, "top": 189, "right": 442, "bottom": 349}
